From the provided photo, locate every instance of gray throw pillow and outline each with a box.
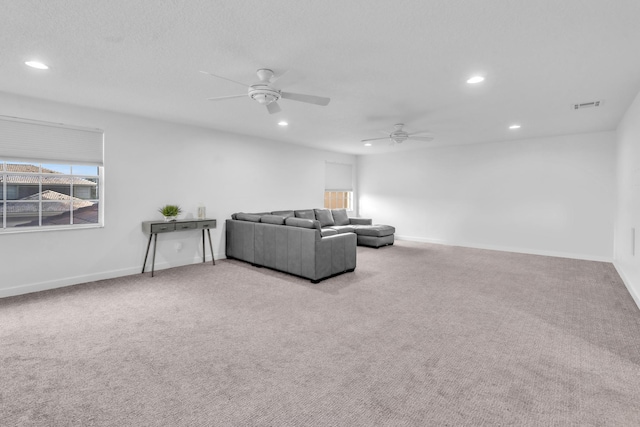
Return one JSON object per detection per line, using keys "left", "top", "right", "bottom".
{"left": 331, "top": 209, "right": 350, "bottom": 226}
{"left": 294, "top": 209, "right": 316, "bottom": 220}
{"left": 314, "top": 208, "right": 335, "bottom": 227}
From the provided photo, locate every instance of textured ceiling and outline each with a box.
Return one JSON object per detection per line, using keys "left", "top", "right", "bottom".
{"left": 2, "top": 0, "right": 640, "bottom": 154}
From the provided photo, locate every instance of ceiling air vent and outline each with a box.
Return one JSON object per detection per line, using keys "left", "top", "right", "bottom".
{"left": 572, "top": 100, "right": 602, "bottom": 110}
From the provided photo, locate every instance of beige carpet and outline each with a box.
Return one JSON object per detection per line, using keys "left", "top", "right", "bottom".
{"left": 2, "top": 241, "right": 640, "bottom": 426}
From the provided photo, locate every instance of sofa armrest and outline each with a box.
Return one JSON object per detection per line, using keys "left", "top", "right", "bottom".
{"left": 314, "top": 232, "right": 357, "bottom": 279}
{"left": 349, "top": 217, "right": 373, "bottom": 226}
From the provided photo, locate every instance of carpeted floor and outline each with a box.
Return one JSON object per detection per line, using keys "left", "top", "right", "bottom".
{"left": 2, "top": 240, "right": 640, "bottom": 426}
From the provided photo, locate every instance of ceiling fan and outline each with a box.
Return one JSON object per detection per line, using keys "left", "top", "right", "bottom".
{"left": 200, "top": 68, "right": 330, "bottom": 114}
{"left": 361, "top": 123, "right": 435, "bottom": 145}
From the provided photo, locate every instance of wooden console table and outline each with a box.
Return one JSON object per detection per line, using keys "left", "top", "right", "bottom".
{"left": 141, "top": 218, "right": 216, "bottom": 277}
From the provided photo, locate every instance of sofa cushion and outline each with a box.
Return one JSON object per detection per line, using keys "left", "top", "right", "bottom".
{"left": 349, "top": 217, "right": 373, "bottom": 226}
{"left": 235, "top": 213, "right": 262, "bottom": 222}
{"left": 355, "top": 224, "right": 395, "bottom": 237}
{"left": 320, "top": 228, "right": 338, "bottom": 237}
{"left": 328, "top": 225, "right": 356, "bottom": 234}
{"left": 260, "top": 215, "right": 286, "bottom": 225}
{"left": 271, "top": 210, "right": 295, "bottom": 219}
{"left": 314, "top": 208, "right": 335, "bottom": 227}
{"left": 331, "top": 208, "right": 350, "bottom": 226}
{"left": 294, "top": 209, "right": 316, "bottom": 220}
{"left": 285, "top": 217, "right": 321, "bottom": 230}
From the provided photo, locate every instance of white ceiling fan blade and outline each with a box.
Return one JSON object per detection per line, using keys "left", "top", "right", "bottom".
{"left": 361, "top": 137, "right": 391, "bottom": 142}
{"left": 280, "top": 91, "right": 330, "bottom": 106}
{"left": 206, "top": 94, "right": 247, "bottom": 101}
{"left": 199, "top": 70, "right": 250, "bottom": 88}
{"left": 266, "top": 101, "right": 282, "bottom": 114}
{"left": 407, "top": 131, "right": 432, "bottom": 136}
{"left": 408, "top": 136, "right": 435, "bottom": 142}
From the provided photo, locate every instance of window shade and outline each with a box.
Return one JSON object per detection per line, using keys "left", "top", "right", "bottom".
{"left": 325, "top": 162, "right": 353, "bottom": 191}
{"left": 0, "top": 116, "right": 104, "bottom": 166}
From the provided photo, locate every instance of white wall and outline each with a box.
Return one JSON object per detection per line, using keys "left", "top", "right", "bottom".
{"left": 358, "top": 132, "right": 616, "bottom": 260}
{"left": 614, "top": 89, "right": 640, "bottom": 307}
{"left": 0, "top": 92, "right": 355, "bottom": 297}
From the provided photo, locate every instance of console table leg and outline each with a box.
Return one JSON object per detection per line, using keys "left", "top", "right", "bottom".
{"left": 151, "top": 233, "right": 158, "bottom": 277}
{"left": 142, "top": 233, "right": 153, "bottom": 274}
{"left": 202, "top": 230, "right": 205, "bottom": 263}
{"left": 207, "top": 228, "right": 215, "bottom": 265}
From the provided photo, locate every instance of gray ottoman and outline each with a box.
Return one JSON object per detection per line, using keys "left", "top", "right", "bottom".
{"left": 355, "top": 224, "right": 395, "bottom": 248}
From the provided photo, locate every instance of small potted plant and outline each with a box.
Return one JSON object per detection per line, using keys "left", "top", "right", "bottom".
{"left": 158, "top": 204, "right": 182, "bottom": 222}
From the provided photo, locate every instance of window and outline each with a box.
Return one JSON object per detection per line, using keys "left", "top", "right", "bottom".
{"left": 0, "top": 116, "right": 104, "bottom": 232}
{"left": 324, "top": 190, "right": 353, "bottom": 210}
{"left": 324, "top": 162, "right": 353, "bottom": 211}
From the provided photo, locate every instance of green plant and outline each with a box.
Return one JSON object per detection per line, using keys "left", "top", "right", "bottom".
{"left": 158, "top": 204, "right": 182, "bottom": 217}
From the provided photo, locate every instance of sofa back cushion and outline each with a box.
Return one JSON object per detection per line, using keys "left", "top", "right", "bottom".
{"left": 331, "top": 209, "right": 350, "bottom": 226}
{"left": 314, "top": 208, "right": 335, "bottom": 227}
{"left": 235, "top": 213, "right": 262, "bottom": 222}
{"left": 285, "top": 217, "right": 321, "bottom": 230}
{"left": 294, "top": 209, "right": 316, "bottom": 220}
{"left": 260, "top": 215, "right": 286, "bottom": 225}
{"left": 271, "top": 210, "right": 295, "bottom": 219}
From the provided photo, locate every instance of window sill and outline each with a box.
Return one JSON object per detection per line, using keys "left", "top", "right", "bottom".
{"left": 0, "top": 223, "right": 104, "bottom": 235}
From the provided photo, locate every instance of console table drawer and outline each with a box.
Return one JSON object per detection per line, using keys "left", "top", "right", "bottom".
{"left": 150, "top": 223, "right": 176, "bottom": 233}
{"left": 197, "top": 220, "right": 217, "bottom": 229}
{"left": 175, "top": 222, "right": 197, "bottom": 231}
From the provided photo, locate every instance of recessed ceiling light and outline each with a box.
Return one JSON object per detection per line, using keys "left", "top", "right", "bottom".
{"left": 364, "top": 143, "right": 372, "bottom": 147}
{"left": 278, "top": 121, "right": 288, "bottom": 126}
{"left": 25, "top": 61, "right": 49, "bottom": 70}
{"left": 509, "top": 124, "right": 521, "bottom": 129}
{"left": 466, "top": 76, "right": 484, "bottom": 84}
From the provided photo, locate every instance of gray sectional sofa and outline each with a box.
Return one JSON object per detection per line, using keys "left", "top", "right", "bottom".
{"left": 225, "top": 208, "right": 394, "bottom": 283}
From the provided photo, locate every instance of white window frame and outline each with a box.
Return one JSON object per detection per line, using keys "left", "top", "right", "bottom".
{"left": 324, "top": 161, "right": 354, "bottom": 212}
{"left": 0, "top": 116, "right": 104, "bottom": 234}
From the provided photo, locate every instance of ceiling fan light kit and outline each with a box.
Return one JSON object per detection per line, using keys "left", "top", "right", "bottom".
{"left": 249, "top": 87, "right": 280, "bottom": 105}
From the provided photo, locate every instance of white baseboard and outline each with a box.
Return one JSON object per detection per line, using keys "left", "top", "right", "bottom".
{"left": 613, "top": 262, "right": 640, "bottom": 311}
{"left": 0, "top": 253, "right": 225, "bottom": 299}
{"left": 0, "top": 266, "right": 142, "bottom": 299}
{"left": 395, "top": 235, "right": 613, "bottom": 263}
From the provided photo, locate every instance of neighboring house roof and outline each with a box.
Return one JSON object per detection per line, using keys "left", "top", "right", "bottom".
{"left": 16, "top": 203, "right": 99, "bottom": 226}
{"left": 6, "top": 164, "right": 46, "bottom": 173}
{"left": 3, "top": 164, "right": 97, "bottom": 186}
{"left": 7, "top": 190, "right": 94, "bottom": 214}
{"left": 4, "top": 175, "right": 97, "bottom": 186}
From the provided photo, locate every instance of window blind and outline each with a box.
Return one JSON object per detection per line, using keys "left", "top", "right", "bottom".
{"left": 0, "top": 116, "right": 104, "bottom": 166}
{"left": 325, "top": 162, "right": 353, "bottom": 191}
